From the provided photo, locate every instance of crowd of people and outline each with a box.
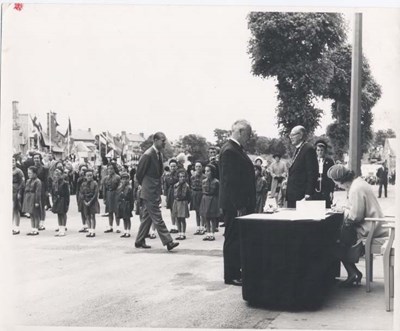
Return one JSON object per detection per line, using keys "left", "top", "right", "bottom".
{"left": 12, "top": 120, "right": 392, "bottom": 287}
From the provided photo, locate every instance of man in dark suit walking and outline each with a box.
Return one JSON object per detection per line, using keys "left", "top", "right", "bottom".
{"left": 134, "top": 132, "right": 179, "bottom": 251}
{"left": 286, "top": 125, "right": 318, "bottom": 208}
{"left": 219, "top": 120, "right": 256, "bottom": 286}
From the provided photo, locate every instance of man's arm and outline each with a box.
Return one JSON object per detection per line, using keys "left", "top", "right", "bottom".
{"left": 136, "top": 153, "right": 151, "bottom": 185}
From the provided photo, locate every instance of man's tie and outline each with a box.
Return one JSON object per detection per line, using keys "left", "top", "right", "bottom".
{"left": 157, "top": 151, "right": 163, "bottom": 174}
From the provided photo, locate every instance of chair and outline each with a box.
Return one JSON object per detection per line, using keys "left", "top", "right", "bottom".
{"left": 364, "top": 216, "right": 395, "bottom": 292}
{"left": 381, "top": 224, "right": 395, "bottom": 311}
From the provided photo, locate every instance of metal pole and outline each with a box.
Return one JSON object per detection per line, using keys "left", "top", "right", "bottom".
{"left": 349, "top": 13, "right": 362, "bottom": 177}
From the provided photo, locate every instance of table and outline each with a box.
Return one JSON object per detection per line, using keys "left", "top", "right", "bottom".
{"left": 237, "top": 210, "right": 342, "bottom": 310}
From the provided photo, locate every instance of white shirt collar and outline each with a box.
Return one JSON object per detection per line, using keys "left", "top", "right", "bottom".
{"left": 229, "top": 137, "right": 241, "bottom": 147}
{"left": 295, "top": 141, "right": 305, "bottom": 149}
{"left": 152, "top": 145, "right": 159, "bottom": 154}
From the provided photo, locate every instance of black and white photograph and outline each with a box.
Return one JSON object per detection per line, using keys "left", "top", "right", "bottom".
{"left": 0, "top": 1, "right": 399, "bottom": 330}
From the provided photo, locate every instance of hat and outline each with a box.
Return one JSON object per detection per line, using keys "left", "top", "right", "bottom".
{"left": 327, "top": 164, "right": 350, "bottom": 182}
{"left": 315, "top": 139, "right": 328, "bottom": 149}
{"left": 254, "top": 157, "right": 263, "bottom": 164}
{"left": 120, "top": 172, "right": 130, "bottom": 179}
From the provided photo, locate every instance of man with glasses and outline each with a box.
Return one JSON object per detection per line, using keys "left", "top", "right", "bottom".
{"left": 286, "top": 126, "right": 318, "bottom": 208}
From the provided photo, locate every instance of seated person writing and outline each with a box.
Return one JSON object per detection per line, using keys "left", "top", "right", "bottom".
{"left": 327, "top": 165, "right": 388, "bottom": 287}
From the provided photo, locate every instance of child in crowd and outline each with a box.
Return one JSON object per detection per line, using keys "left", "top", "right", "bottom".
{"left": 254, "top": 165, "right": 268, "bottom": 213}
{"left": 103, "top": 164, "right": 121, "bottom": 233}
{"left": 12, "top": 157, "right": 25, "bottom": 235}
{"left": 165, "top": 159, "right": 179, "bottom": 234}
{"left": 76, "top": 165, "right": 88, "bottom": 233}
{"left": 190, "top": 161, "right": 206, "bottom": 235}
{"left": 22, "top": 166, "right": 43, "bottom": 236}
{"left": 172, "top": 169, "right": 191, "bottom": 240}
{"left": 80, "top": 169, "right": 100, "bottom": 238}
{"left": 116, "top": 172, "right": 134, "bottom": 238}
{"left": 200, "top": 164, "right": 220, "bottom": 241}
{"left": 51, "top": 169, "right": 70, "bottom": 237}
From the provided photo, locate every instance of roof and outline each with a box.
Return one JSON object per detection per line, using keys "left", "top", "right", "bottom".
{"left": 71, "top": 129, "right": 95, "bottom": 141}
{"left": 127, "top": 133, "right": 145, "bottom": 142}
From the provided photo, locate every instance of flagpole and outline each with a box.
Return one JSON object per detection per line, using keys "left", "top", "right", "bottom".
{"left": 49, "top": 111, "right": 52, "bottom": 153}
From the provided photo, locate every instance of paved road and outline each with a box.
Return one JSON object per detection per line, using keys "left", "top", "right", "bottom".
{"left": 2, "top": 185, "right": 396, "bottom": 329}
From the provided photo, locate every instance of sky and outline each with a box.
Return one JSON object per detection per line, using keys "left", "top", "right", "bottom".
{"left": 1, "top": 4, "right": 400, "bottom": 143}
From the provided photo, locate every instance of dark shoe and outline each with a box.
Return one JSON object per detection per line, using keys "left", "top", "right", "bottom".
{"left": 38, "top": 226, "right": 46, "bottom": 231}
{"left": 167, "top": 241, "right": 179, "bottom": 251}
{"left": 79, "top": 228, "right": 88, "bottom": 233}
{"left": 203, "top": 236, "right": 210, "bottom": 241}
{"left": 339, "top": 274, "right": 360, "bottom": 287}
{"left": 135, "top": 242, "right": 151, "bottom": 249}
{"left": 209, "top": 236, "right": 215, "bottom": 241}
{"left": 116, "top": 229, "right": 121, "bottom": 233}
{"left": 12, "top": 230, "right": 20, "bottom": 235}
{"left": 125, "top": 234, "right": 131, "bottom": 238}
{"left": 149, "top": 233, "right": 157, "bottom": 239}
{"left": 225, "top": 279, "right": 242, "bottom": 286}
{"left": 86, "top": 233, "right": 92, "bottom": 237}
{"left": 176, "top": 235, "right": 183, "bottom": 240}
{"left": 200, "top": 230, "right": 206, "bottom": 235}
{"left": 194, "top": 230, "right": 202, "bottom": 235}
{"left": 169, "top": 229, "right": 178, "bottom": 234}
{"left": 104, "top": 228, "right": 113, "bottom": 233}
{"left": 27, "top": 232, "right": 39, "bottom": 236}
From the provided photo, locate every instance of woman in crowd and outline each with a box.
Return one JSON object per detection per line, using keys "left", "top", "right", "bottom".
{"left": 190, "top": 161, "right": 206, "bottom": 235}
{"left": 12, "top": 156, "right": 25, "bottom": 235}
{"left": 22, "top": 166, "right": 42, "bottom": 236}
{"left": 51, "top": 169, "right": 70, "bottom": 237}
{"left": 116, "top": 172, "right": 134, "bottom": 238}
{"left": 103, "top": 163, "right": 121, "bottom": 233}
{"left": 172, "top": 169, "right": 191, "bottom": 240}
{"left": 80, "top": 169, "right": 100, "bottom": 238}
{"left": 200, "top": 164, "right": 220, "bottom": 241}
{"left": 327, "top": 164, "right": 388, "bottom": 287}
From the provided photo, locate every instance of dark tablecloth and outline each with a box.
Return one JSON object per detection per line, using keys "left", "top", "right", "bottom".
{"left": 238, "top": 212, "right": 342, "bottom": 310}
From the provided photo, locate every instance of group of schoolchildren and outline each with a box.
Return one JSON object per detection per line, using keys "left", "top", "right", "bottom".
{"left": 11, "top": 151, "right": 222, "bottom": 242}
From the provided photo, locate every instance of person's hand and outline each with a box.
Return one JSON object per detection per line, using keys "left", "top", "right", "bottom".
{"left": 17, "top": 193, "right": 21, "bottom": 200}
{"left": 34, "top": 203, "right": 39, "bottom": 207}
{"left": 237, "top": 208, "right": 247, "bottom": 217}
{"left": 304, "top": 194, "right": 311, "bottom": 200}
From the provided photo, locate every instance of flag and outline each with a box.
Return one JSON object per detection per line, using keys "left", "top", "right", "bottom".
{"left": 30, "top": 115, "right": 45, "bottom": 147}
{"left": 65, "top": 117, "right": 72, "bottom": 136}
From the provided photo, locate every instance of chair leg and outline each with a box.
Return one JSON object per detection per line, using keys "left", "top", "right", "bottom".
{"left": 384, "top": 254, "right": 390, "bottom": 311}
{"left": 370, "top": 255, "right": 373, "bottom": 282}
{"left": 366, "top": 254, "right": 372, "bottom": 292}
{"left": 390, "top": 266, "right": 394, "bottom": 298}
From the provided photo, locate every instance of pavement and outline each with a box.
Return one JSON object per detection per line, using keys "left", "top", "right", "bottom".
{"left": 1, "top": 185, "right": 397, "bottom": 330}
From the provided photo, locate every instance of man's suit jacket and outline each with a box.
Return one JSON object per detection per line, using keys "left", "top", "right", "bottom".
{"left": 286, "top": 142, "right": 318, "bottom": 202}
{"left": 317, "top": 157, "right": 335, "bottom": 196}
{"left": 137, "top": 146, "right": 163, "bottom": 201}
{"left": 218, "top": 140, "right": 256, "bottom": 214}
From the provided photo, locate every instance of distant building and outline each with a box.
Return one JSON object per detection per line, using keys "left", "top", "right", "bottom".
{"left": 382, "top": 138, "right": 397, "bottom": 175}
{"left": 71, "top": 128, "right": 96, "bottom": 160}
{"left": 12, "top": 101, "right": 35, "bottom": 155}
{"left": 121, "top": 131, "right": 145, "bottom": 161}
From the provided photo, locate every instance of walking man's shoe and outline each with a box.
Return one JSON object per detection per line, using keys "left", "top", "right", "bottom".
{"left": 167, "top": 241, "right": 179, "bottom": 251}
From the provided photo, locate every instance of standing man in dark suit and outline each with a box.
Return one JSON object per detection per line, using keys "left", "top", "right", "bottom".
{"left": 219, "top": 120, "right": 256, "bottom": 286}
{"left": 286, "top": 125, "right": 318, "bottom": 208}
{"left": 134, "top": 132, "right": 179, "bottom": 251}
{"left": 313, "top": 140, "right": 335, "bottom": 208}
{"left": 377, "top": 161, "right": 389, "bottom": 198}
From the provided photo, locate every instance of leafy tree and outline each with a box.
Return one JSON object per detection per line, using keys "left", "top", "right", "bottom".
{"left": 255, "top": 136, "right": 271, "bottom": 155}
{"left": 322, "top": 44, "right": 382, "bottom": 160}
{"left": 268, "top": 138, "right": 287, "bottom": 157}
{"left": 214, "top": 128, "right": 231, "bottom": 147}
{"left": 248, "top": 12, "right": 346, "bottom": 136}
{"left": 180, "top": 134, "right": 209, "bottom": 163}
